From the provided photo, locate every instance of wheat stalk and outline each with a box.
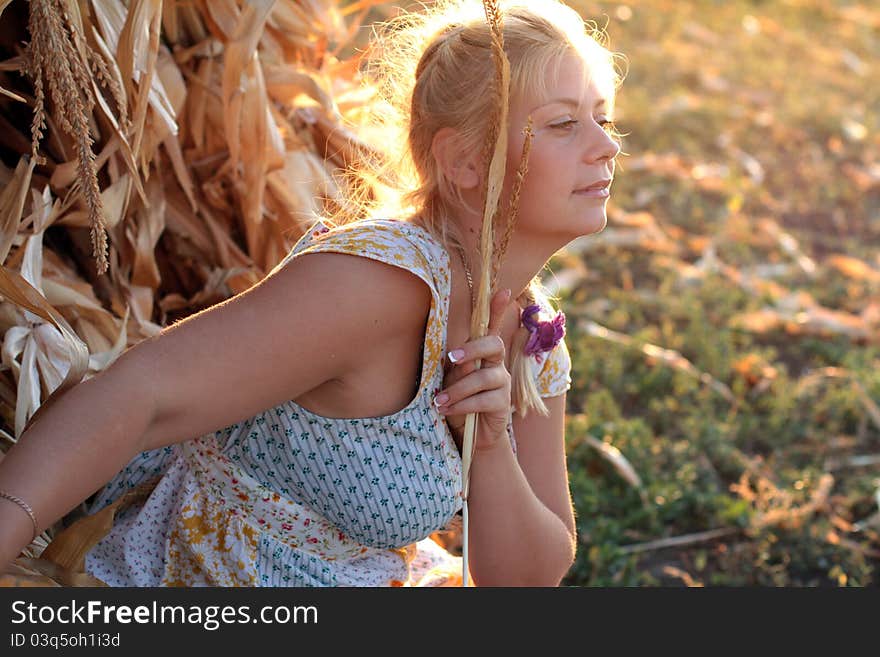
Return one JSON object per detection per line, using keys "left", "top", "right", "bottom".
{"left": 26, "top": 0, "right": 109, "bottom": 276}
{"left": 88, "top": 40, "right": 131, "bottom": 136}
{"left": 491, "top": 116, "right": 533, "bottom": 288}
{"left": 460, "top": 0, "right": 511, "bottom": 587}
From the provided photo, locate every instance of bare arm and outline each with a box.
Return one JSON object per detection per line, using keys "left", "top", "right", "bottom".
{"left": 466, "top": 392, "right": 576, "bottom": 586}
{"left": 0, "top": 252, "right": 430, "bottom": 568}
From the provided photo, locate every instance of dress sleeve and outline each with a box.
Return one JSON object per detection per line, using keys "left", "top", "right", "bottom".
{"left": 270, "top": 219, "right": 434, "bottom": 287}
{"left": 268, "top": 219, "right": 446, "bottom": 394}
{"left": 535, "top": 336, "right": 572, "bottom": 398}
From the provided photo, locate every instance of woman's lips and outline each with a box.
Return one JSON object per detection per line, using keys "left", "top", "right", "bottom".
{"left": 574, "top": 181, "right": 611, "bottom": 198}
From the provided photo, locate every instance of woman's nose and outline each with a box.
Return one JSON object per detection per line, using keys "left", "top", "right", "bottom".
{"left": 585, "top": 127, "right": 621, "bottom": 164}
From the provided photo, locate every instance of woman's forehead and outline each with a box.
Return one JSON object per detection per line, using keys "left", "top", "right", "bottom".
{"left": 517, "top": 54, "right": 613, "bottom": 115}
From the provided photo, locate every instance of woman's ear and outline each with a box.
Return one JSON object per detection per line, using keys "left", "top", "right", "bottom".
{"left": 432, "top": 127, "right": 480, "bottom": 189}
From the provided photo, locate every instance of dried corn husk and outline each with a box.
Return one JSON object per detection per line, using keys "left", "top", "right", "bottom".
{"left": 0, "top": 0, "right": 391, "bottom": 575}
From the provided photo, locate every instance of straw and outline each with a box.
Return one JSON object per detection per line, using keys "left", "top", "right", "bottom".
{"left": 460, "top": 0, "right": 510, "bottom": 587}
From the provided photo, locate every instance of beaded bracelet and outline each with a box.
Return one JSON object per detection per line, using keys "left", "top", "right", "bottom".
{"left": 0, "top": 489, "right": 39, "bottom": 543}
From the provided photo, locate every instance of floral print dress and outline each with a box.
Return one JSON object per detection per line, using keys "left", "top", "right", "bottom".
{"left": 84, "top": 218, "right": 572, "bottom": 587}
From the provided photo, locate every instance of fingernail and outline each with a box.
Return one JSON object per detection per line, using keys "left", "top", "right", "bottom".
{"left": 505, "top": 288, "right": 512, "bottom": 300}
{"left": 448, "top": 349, "right": 465, "bottom": 363}
{"left": 433, "top": 393, "right": 449, "bottom": 406}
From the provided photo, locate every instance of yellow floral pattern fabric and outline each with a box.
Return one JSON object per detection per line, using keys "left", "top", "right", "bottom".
{"left": 533, "top": 332, "right": 573, "bottom": 398}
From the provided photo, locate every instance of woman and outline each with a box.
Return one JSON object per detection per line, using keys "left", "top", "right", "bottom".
{"left": 0, "top": 0, "right": 621, "bottom": 586}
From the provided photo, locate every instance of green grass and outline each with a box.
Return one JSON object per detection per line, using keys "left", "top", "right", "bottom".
{"left": 557, "top": 0, "right": 880, "bottom": 586}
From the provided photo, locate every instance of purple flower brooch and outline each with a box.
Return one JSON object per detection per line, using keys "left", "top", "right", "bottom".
{"left": 521, "top": 304, "right": 566, "bottom": 360}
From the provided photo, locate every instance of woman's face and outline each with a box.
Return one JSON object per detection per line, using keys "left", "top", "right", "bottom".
{"left": 502, "top": 53, "right": 620, "bottom": 241}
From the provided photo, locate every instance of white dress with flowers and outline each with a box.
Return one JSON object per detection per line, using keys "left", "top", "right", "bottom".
{"left": 84, "top": 218, "right": 572, "bottom": 587}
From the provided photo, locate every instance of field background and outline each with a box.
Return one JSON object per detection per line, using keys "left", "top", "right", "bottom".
{"left": 356, "top": 0, "right": 880, "bottom": 586}
{"left": 553, "top": 0, "right": 880, "bottom": 586}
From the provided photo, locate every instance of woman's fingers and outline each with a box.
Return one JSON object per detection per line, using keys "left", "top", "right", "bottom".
{"left": 438, "top": 288, "right": 514, "bottom": 433}
{"left": 446, "top": 288, "right": 511, "bottom": 371}
{"left": 447, "top": 334, "right": 506, "bottom": 370}
{"left": 438, "top": 289, "right": 516, "bottom": 447}
{"left": 487, "top": 288, "right": 512, "bottom": 336}
{"left": 435, "top": 388, "right": 508, "bottom": 418}
{"left": 434, "top": 366, "right": 507, "bottom": 412}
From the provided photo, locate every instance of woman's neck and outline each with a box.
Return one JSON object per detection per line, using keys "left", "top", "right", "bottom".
{"left": 452, "top": 223, "right": 560, "bottom": 305}
{"left": 410, "top": 205, "right": 565, "bottom": 306}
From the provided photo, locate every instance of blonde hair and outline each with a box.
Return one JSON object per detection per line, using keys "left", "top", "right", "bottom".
{"left": 326, "top": 0, "right": 623, "bottom": 417}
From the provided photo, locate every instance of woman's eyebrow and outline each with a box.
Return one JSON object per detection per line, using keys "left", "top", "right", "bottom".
{"left": 530, "top": 97, "right": 608, "bottom": 113}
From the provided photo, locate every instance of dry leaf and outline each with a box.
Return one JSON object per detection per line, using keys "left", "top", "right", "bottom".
{"left": 41, "top": 481, "right": 156, "bottom": 572}
{"left": 582, "top": 435, "right": 643, "bottom": 489}
{"left": 1, "top": 557, "right": 106, "bottom": 587}
{"left": 0, "top": 157, "right": 35, "bottom": 264}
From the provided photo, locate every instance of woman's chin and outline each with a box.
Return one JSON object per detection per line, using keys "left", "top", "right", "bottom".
{"left": 577, "top": 212, "right": 607, "bottom": 236}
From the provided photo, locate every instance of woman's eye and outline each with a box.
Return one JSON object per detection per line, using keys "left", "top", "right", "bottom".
{"left": 551, "top": 118, "right": 617, "bottom": 134}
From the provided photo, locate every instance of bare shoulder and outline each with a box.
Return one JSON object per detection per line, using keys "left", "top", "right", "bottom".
{"left": 269, "top": 250, "right": 432, "bottom": 335}
{"left": 132, "top": 250, "right": 431, "bottom": 451}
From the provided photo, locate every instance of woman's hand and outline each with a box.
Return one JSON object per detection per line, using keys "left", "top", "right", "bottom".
{"left": 436, "top": 288, "right": 514, "bottom": 452}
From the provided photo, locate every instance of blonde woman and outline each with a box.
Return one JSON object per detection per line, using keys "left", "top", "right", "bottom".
{"left": 0, "top": 0, "right": 621, "bottom": 587}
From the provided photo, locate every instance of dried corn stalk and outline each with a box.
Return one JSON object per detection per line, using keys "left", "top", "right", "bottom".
{"left": 0, "top": 0, "right": 391, "bottom": 566}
